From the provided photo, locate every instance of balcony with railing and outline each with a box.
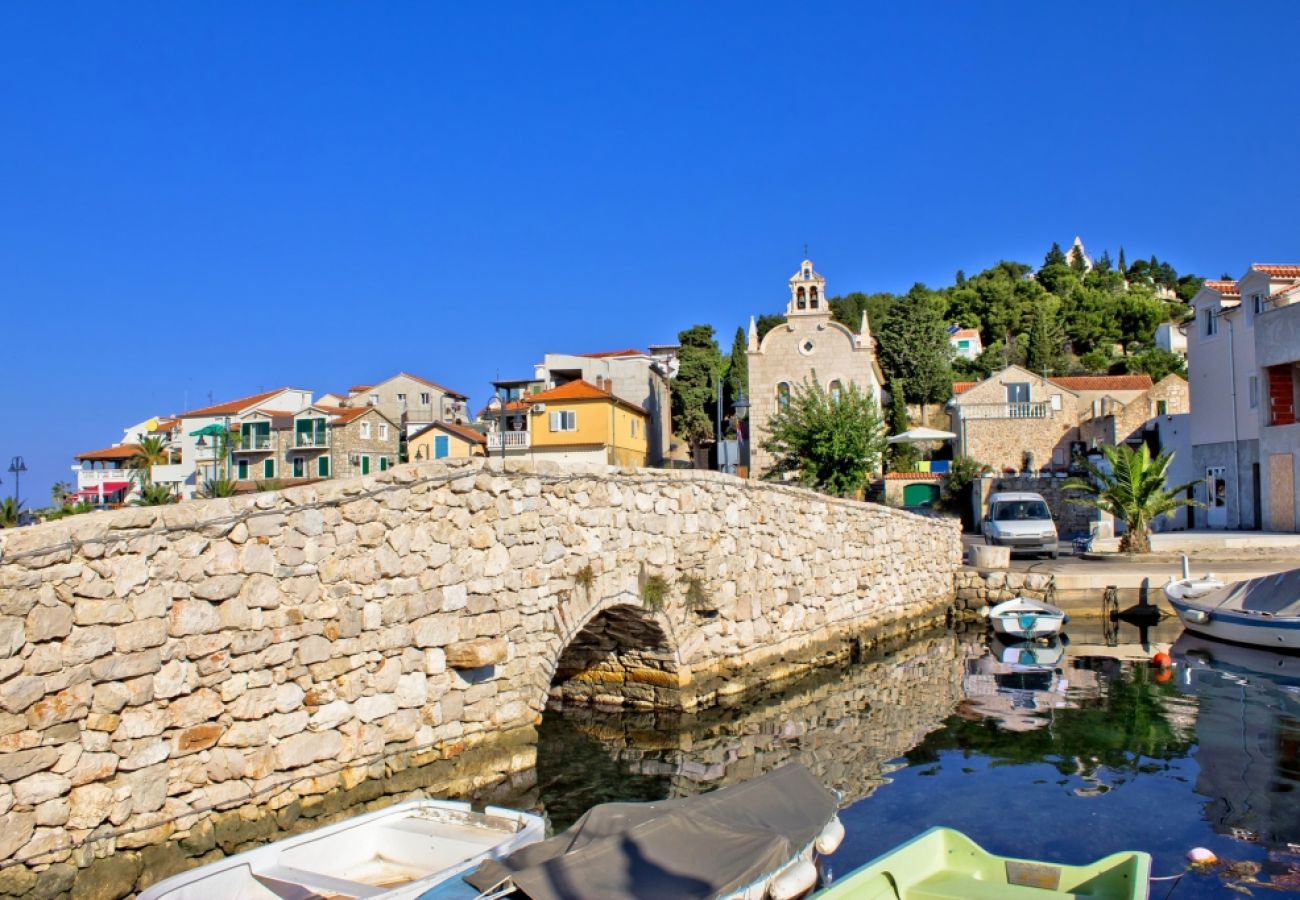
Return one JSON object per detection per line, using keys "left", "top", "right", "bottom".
{"left": 294, "top": 431, "right": 330, "bottom": 449}
{"left": 73, "top": 466, "right": 136, "bottom": 490}
{"left": 959, "top": 402, "right": 1052, "bottom": 420}
{"left": 486, "top": 431, "right": 531, "bottom": 451}
{"left": 233, "top": 432, "right": 274, "bottom": 452}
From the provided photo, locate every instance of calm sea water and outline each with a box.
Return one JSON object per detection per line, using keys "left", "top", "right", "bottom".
{"left": 505, "top": 619, "right": 1300, "bottom": 897}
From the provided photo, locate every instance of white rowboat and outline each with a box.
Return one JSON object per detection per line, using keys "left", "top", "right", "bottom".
{"left": 987, "top": 597, "right": 1067, "bottom": 641}
{"left": 1165, "top": 566, "right": 1300, "bottom": 652}
{"left": 138, "top": 799, "right": 545, "bottom": 900}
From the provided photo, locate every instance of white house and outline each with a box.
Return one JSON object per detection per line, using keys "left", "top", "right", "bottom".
{"left": 1187, "top": 266, "right": 1300, "bottom": 531}
{"left": 948, "top": 327, "right": 983, "bottom": 360}
{"left": 1154, "top": 321, "right": 1188, "bottom": 357}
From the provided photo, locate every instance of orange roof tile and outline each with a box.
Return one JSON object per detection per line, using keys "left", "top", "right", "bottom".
{"left": 528, "top": 379, "right": 648, "bottom": 414}
{"left": 1050, "top": 374, "right": 1153, "bottom": 392}
{"left": 577, "top": 348, "right": 644, "bottom": 359}
{"left": 75, "top": 444, "right": 141, "bottom": 461}
{"left": 348, "top": 385, "right": 373, "bottom": 394}
{"left": 953, "top": 382, "right": 976, "bottom": 395}
{"left": 949, "top": 329, "right": 980, "bottom": 340}
{"left": 1252, "top": 264, "right": 1300, "bottom": 278}
{"left": 179, "top": 388, "right": 294, "bottom": 418}
{"left": 1205, "top": 279, "right": 1238, "bottom": 294}
{"left": 412, "top": 421, "right": 487, "bottom": 445}
{"left": 351, "top": 373, "right": 469, "bottom": 400}
{"left": 883, "top": 472, "right": 943, "bottom": 480}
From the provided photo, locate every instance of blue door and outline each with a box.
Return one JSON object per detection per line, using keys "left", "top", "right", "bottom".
{"left": 434, "top": 436, "right": 449, "bottom": 459}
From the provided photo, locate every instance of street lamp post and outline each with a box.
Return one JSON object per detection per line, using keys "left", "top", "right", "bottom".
{"left": 733, "top": 390, "right": 750, "bottom": 475}
{"left": 8, "top": 456, "right": 27, "bottom": 503}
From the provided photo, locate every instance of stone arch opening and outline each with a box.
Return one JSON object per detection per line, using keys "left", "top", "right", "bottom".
{"left": 549, "top": 604, "right": 684, "bottom": 710}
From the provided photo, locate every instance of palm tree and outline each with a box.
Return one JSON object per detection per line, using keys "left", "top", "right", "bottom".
{"left": 0, "top": 498, "right": 24, "bottom": 528}
{"left": 1062, "top": 444, "right": 1202, "bottom": 553}
{"left": 133, "top": 483, "right": 176, "bottom": 506}
{"left": 129, "top": 436, "right": 171, "bottom": 486}
{"left": 50, "top": 481, "right": 73, "bottom": 506}
{"left": 201, "top": 478, "right": 238, "bottom": 499}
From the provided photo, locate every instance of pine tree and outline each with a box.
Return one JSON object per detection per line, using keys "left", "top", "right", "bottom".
{"left": 876, "top": 284, "right": 954, "bottom": 419}
{"left": 724, "top": 326, "right": 748, "bottom": 432}
{"left": 1024, "top": 302, "right": 1064, "bottom": 375}
{"left": 887, "top": 381, "right": 918, "bottom": 473}
{"left": 1118, "top": 247, "right": 1128, "bottom": 277}
{"left": 670, "top": 325, "right": 724, "bottom": 456}
{"left": 1042, "top": 242, "right": 1067, "bottom": 268}
{"left": 1096, "top": 250, "right": 1113, "bottom": 273}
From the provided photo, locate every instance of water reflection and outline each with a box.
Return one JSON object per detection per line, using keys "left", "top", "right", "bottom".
{"left": 1173, "top": 634, "right": 1300, "bottom": 850}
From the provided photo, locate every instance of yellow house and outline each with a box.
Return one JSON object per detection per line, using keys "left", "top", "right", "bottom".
{"left": 524, "top": 380, "right": 649, "bottom": 467}
{"left": 408, "top": 421, "right": 487, "bottom": 462}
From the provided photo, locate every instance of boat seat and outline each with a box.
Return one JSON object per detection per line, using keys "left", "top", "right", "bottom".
{"left": 908, "top": 871, "right": 1077, "bottom": 900}
{"left": 252, "top": 864, "right": 389, "bottom": 899}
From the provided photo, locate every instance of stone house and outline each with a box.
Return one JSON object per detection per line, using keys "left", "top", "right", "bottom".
{"left": 408, "top": 421, "right": 487, "bottom": 461}
{"left": 746, "top": 258, "right": 884, "bottom": 478}
{"left": 281, "top": 404, "right": 400, "bottom": 480}
{"left": 950, "top": 366, "right": 1189, "bottom": 473}
{"left": 345, "top": 372, "right": 470, "bottom": 435}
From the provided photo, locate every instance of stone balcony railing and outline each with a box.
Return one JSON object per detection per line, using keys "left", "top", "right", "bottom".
{"left": 959, "top": 401, "right": 1051, "bottom": 420}
{"left": 487, "top": 431, "right": 531, "bottom": 450}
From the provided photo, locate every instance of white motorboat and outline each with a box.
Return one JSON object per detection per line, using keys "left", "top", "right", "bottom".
{"left": 138, "top": 799, "right": 545, "bottom": 900}
{"left": 986, "top": 597, "right": 1067, "bottom": 641}
{"left": 463, "top": 763, "right": 844, "bottom": 900}
{"left": 1165, "top": 566, "right": 1300, "bottom": 652}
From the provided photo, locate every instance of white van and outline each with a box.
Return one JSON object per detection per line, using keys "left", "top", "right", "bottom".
{"left": 983, "top": 492, "right": 1059, "bottom": 559}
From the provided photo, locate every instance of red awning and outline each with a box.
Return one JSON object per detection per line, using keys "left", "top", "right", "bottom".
{"left": 76, "top": 482, "right": 131, "bottom": 497}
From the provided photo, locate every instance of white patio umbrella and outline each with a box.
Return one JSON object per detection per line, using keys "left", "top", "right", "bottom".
{"left": 887, "top": 426, "right": 957, "bottom": 444}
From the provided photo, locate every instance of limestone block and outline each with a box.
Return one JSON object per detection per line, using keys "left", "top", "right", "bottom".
{"left": 66, "top": 783, "right": 114, "bottom": 829}
{"left": 308, "top": 700, "right": 353, "bottom": 732}
{"left": 13, "top": 770, "right": 71, "bottom": 805}
{"left": 296, "top": 635, "right": 332, "bottom": 665}
{"left": 0, "top": 676, "right": 45, "bottom": 714}
{"left": 0, "top": 746, "right": 58, "bottom": 782}
{"left": 969, "top": 545, "right": 1010, "bottom": 569}
{"left": 25, "top": 605, "right": 73, "bottom": 643}
{"left": 153, "top": 660, "right": 199, "bottom": 700}
{"left": 275, "top": 730, "right": 343, "bottom": 769}
{"left": 445, "top": 638, "right": 507, "bottom": 669}
{"left": 60, "top": 626, "right": 115, "bottom": 666}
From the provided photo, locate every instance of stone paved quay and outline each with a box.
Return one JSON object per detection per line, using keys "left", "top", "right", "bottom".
{"left": 0, "top": 459, "right": 960, "bottom": 896}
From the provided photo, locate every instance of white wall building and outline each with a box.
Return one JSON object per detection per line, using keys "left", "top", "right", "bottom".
{"left": 1154, "top": 321, "right": 1188, "bottom": 357}
{"left": 948, "top": 327, "right": 983, "bottom": 360}
{"left": 1187, "top": 266, "right": 1300, "bottom": 531}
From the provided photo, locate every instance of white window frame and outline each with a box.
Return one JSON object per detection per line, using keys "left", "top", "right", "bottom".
{"left": 369, "top": 393, "right": 380, "bottom": 406}
{"left": 549, "top": 410, "right": 577, "bottom": 432}
{"left": 379, "top": 422, "right": 389, "bottom": 440}
{"left": 360, "top": 421, "right": 372, "bottom": 439}
{"left": 1248, "top": 375, "right": 1259, "bottom": 409}
{"left": 420, "top": 392, "right": 431, "bottom": 405}
{"left": 1203, "top": 308, "right": 1218, "bottom": 337}
{"left": 1253, "top": 294, "right": 1266, "bottom": 316}
{"left": 396, "top": 393, "right": 406, "bottom": 403}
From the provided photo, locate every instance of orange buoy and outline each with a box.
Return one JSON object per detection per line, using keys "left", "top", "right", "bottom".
{"left": 1151, "top": 651, "right": 1172, "bottom": 668}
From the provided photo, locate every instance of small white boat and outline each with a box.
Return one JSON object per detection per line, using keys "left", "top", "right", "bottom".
{"left": 464, "top": 763, "right": 843, "bottom": 900}
{"left": 1165, "top": 566, "right": 1300, "bottom": 652}
{"left": 990, "top": 634, "right": 1066, "bottom": 670}
{"left": 138, "top": 799, "right": 545, "bottom": 900}
{"left": 987, "top": 597, "right": 1067, "bottom": 641}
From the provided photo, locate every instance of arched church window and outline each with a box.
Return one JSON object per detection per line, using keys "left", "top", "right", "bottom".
{"left": 796, "top": 287, "right": 806, "bottom": 309}
{"left": 829, "top": 380, "right": 843, "bottom": 402}
{"left": 809, "top": 286, "right": 819, "bottom": 308}
{"left": 776, "top": 382, "right": 791, "bottom": 411}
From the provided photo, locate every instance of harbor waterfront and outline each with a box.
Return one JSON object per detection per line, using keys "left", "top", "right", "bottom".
{"left": 25, "top": 617, "right": 1300, "bottom": 898}
{"left": 0, "top": 459, "right": 960, "bottom": 892}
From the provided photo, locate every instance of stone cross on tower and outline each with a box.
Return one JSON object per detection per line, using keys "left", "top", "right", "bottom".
{"left": 786, "top": 259, "right": 827, "bottom": 316}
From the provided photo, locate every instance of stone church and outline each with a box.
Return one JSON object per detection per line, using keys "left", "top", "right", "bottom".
{"left": 746, "top": 259, "right": 884, "bottom": 477}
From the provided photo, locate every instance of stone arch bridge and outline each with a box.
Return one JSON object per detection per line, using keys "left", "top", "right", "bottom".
{"left": 0, "top": 460, "right": 959, "bottom": 880}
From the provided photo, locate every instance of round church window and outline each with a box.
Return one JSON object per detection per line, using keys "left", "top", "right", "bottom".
{"left": 799, "top": 339, "right": 815, "bottom": 356}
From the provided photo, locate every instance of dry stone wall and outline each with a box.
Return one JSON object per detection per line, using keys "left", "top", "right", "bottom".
{"left": 0, "top": 458, "right": 960, "bottom": 887}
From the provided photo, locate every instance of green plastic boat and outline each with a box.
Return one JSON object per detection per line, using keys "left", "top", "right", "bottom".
{"left": 815, "top": 827, "right": 1150, "bottom": 899}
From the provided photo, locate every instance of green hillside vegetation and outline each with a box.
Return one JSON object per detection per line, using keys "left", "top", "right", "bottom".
{"left": 748, "top": 244, "right": 1201, "bottom": 397}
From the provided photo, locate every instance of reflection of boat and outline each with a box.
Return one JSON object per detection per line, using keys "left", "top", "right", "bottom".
{"left": 813, "top": 826, "right": 1150, "bottom": 899}
{"left": 988, "top": 597, "right": 1067, "bottom": 641}
{"left": 464, "top": 763, "right": 843, "bottom": 900}
{"left": 138, "top": 800, "right": 544, "bottom": 900}
{"left": 1171, "top": 633, "right": 1300, "bottom": 850}
{"left": 990, "top": 634, "right": 1065, "bottom": 670}
{"left": 1165, "top": 567, "right": 1299, "bottom": 651}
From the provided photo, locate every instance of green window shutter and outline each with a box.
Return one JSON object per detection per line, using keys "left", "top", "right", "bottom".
{"left": 379, "top": 457, "right": 388, "bottom": 471}
{"left": 318, "top": 456, "right": 330, "bottom": 477}
{"left": 237, "top": 459, "right": 248, "bottom": 480}
{"left": 293, "top": 457, "right": 304, "bottom": 478}
{"left": 361, "top": 456, "right": 370, "bottom": 475}
{"left": 263, "top": 459, "right": 274, "bottom": 478}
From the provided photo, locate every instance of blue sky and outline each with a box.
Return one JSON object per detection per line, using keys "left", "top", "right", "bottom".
{"left": 3, "top": 2, "right": 1298, "bottom": 505}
